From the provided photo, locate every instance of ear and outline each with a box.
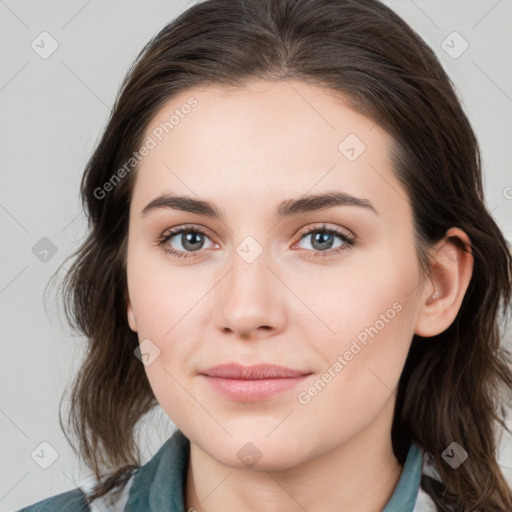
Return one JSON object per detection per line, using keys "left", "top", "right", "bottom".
{"left": 414, "top": 227, "right": 474, "bottom": 337}
{"left": 125, "top": 289, "right": 138, "bottom": 332}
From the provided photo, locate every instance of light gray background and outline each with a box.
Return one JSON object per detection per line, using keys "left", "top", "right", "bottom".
{"left": 1, "top": 0, "right": 511, "bottom": 510}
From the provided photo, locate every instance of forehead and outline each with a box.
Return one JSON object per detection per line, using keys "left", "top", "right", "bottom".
{"left": 131, "top": 79, "right": 410, "bottom": 225}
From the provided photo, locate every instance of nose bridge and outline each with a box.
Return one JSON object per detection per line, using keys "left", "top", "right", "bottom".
{"left": 213, "top": 232, "right": 284, "bottom": 335}
{"left": 227, "top": 234, "right": 272, "bottom": 300}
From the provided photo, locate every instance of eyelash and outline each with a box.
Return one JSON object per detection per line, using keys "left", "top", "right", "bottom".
{"left": 156, "top": 223, "right": 356, "bottom": 260}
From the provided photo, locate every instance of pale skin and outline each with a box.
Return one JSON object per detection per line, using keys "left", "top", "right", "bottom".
{"left": 125, "top": 79, "right": 473, "bottom": 512}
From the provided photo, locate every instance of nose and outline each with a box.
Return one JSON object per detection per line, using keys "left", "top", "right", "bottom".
{"left": 212, "top": 248, "right": 287, "bottom": 340}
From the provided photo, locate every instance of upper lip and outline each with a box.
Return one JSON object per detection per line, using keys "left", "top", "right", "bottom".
{"left": 200, "top": 363, "right": 311, "bottom": 380}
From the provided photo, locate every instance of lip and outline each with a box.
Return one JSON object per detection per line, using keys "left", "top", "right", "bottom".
{"left": 199, "top": 363, "right": 312, "bottom": 402}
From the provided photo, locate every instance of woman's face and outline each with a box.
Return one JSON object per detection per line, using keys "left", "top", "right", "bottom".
{"left": 125, "top": 79, "right": 426, "bottom": 469}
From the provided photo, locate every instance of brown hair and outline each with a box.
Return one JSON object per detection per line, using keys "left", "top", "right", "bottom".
{"left": 51, "top": 0, "right": 512, "bottom": 509}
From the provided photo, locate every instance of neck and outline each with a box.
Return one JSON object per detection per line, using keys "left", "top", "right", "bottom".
{"left": 185, "top": 398, "right": 403, "bottom": 512}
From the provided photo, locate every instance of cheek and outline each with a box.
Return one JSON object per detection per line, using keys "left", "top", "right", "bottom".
{"left": 126, "top": 241, "right": 206, "bottom": 338}
{"left": 293, "top": 300, "right": 415, "bottom": 443}
{"left": 292, "top": 244, "right": 418, "bottom": 413}
{"left": 292, "top": 240, "right": 418, "bottom": 347}
{"left": 126, "top": 246, "right": 207, "bottom": 403}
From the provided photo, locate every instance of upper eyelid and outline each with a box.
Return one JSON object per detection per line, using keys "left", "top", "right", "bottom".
{"left": 162, "top": 223, "right": 213, "bottom": 237}
{"left": 296, "top": 224, "right": 353, "bottom": 239}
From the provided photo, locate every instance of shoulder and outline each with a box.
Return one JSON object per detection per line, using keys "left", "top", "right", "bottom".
{"left": 14, "top": 430, "right": 187, "bottom": 512}
{"left": 15, "top": 488, "right": 90, "bottom": 512}
{"left": 15, "top": 471, "right": 138, "bottom": 512}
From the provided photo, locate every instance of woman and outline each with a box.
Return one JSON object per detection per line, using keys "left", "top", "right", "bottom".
{"left": 18, "top": 0, "right": 512, "bottom": 510}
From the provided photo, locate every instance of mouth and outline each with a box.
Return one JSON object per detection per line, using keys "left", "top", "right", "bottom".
{"left": 199, "top": 363, "right": 313, "bottom": 402}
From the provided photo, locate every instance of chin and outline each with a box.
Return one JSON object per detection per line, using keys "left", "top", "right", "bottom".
{"left": 200, "top": 433, "right": 314, "bottom": 471}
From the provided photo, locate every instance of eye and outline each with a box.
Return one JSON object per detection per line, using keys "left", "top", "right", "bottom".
{"left": 157, "top": 223, "right": 355, "bottom": 260}
{"left": 157, "top": 225, "right": 216, "bottom": 259}
{"left": 293, "top": 224, "right": 355, "bottom": 259}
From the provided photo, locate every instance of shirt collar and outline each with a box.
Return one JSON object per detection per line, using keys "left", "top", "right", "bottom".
{"left": 382, "top": 442, "right": 423, "bottom": 512}
{"left": 125, "top": 430, "right": 423, "bottom": 512}
{"left": 124, "top": 429, "right": 190, "bottom": 512}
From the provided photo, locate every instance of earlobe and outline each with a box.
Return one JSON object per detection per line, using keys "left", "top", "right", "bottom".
{"left": 414, "top": 227, "right": 473, "bottom": 338}
{"left": 125, "top": 290, "right": 138, "bottom": 332}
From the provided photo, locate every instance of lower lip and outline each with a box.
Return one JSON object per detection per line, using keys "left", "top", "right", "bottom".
{"left": 201, "top": 375, "right": 311, "bottom": 402}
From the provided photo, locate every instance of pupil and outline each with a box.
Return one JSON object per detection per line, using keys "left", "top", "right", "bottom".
{"left": 314, "top": 231, "right": 333, "bottom": 250}
{"left": 184, "top": 231, "right": 202, "bottom": 251}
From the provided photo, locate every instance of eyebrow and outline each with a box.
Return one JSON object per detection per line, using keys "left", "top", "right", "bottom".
{"left": 141, "top": 191, "right": 378, "bottom": 219}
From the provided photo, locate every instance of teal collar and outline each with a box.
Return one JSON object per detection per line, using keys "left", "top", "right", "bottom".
{"left": 125, "top": 430, "right": 423, "bottom": 512}
{"left": 125, "top": 429, "right": 190, "bottom": 512}
{"left": 382, "top": 442, "right": 423, "bottom": 512}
